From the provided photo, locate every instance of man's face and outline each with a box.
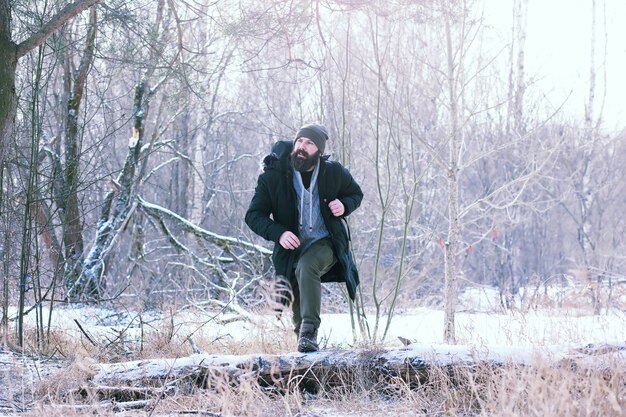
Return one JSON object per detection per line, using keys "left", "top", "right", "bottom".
{"left": 290, "top": 137, "right": 320, "bottom": 172}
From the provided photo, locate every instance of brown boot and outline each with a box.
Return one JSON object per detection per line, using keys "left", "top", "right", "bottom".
{"left": 298, "top": 323, "right": 319, "bottom": 353}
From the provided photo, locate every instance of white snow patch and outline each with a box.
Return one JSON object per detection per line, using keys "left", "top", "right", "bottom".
{"left": 8, "top": 285, "right": 626, "bottom": 359}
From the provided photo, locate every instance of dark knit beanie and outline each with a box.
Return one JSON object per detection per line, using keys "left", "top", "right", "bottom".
{"left": 294, "top": 124, "right": 329, "bottom": 155}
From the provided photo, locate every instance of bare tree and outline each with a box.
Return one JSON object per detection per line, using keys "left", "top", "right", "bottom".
{"left": 2, "top": 0, "right": 625, "bottom": 349}
{"left": 417, "top": 1, "right": 564, "bottom": 342}
{"left": 0, "top": 0, "right": 102, "bottom": 344}
{"left": 60, "top": 8, "right": 97, "bottom": 296}
{"left": 0, "top": 0, "right": 102, "bottom": 181}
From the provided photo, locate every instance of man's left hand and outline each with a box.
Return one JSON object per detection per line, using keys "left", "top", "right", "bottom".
{"left": 328, "top": 199, "right": 345, "bottom": 217}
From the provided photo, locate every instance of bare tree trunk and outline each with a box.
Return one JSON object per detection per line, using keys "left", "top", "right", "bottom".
{"left": 580, "top": 0, "right": 597, "bottom": 266}
{"left": 368, "top": 12, "right": 394, "bottom": 343}
{"left": 172, "top": 114, "right": 191, "bottom": 217}
{"left": 0, "top": 163, "right": 9, "bottom": 342}
{"left": 61, "top": 8, "right": 96, "bottom": 294}
{"left": 511, "top": 0, "right": 528, "bottom": 135}
{"left": 495, "top": 229, "right": 515, "bottom": 309}
{"left": 443, "top": 5, "right": 461, "bottom": 344}
{"left": 190, "top": 130, "right": 205, "bottom": 225}
{"left": 0, "top": 0, "right": 13, "bottom": 342}
{"left": 581, "top": 0, "right": 600, "bottom": 314}
{"left": 0, "top": 0, "right": 17, "bottom": 185}
{"left": 189, "top": 1, "right": 208, "bottom": 226}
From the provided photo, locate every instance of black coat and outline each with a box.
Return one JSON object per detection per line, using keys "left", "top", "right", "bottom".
{"left": 245, "top": 140, "right": 364, "bottom": 300}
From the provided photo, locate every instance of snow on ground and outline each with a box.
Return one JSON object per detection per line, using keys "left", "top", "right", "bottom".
{"left": 9, "top": 286, "right": 625, "bottom": 357}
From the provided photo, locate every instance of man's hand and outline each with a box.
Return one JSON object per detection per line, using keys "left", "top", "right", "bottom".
{"left": 328, "top": 199, "right": 345, "bottom": 217}
{"left": 279, "top": 231, "right": 301, "bottom": 250}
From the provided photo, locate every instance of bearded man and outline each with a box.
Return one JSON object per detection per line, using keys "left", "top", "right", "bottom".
{"left": 245, "top": 123, "right": 363, "bottom": 352}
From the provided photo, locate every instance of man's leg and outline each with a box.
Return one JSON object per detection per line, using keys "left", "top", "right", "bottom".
{"left": 294, "top": 238, "right": 336, "bottom": 352}
{"left": 289, "top": 275, "right": 301, "bottom": 339}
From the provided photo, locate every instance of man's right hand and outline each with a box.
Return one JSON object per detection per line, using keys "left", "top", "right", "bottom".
{"left": 279, "top": 231, "right": 301, "bottom": 250}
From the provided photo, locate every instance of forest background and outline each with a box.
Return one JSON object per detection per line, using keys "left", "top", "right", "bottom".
{"left": 1, "top": 0, "right": 624, "bottom": 349}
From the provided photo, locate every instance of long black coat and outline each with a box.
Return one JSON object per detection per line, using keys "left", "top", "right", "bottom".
{"left": 245, "top": 140, "right": 364, "bottom": 300}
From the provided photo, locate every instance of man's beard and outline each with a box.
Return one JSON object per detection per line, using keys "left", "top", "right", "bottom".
{"left": 290, "top": 149, "right": 320, "bottom": 172}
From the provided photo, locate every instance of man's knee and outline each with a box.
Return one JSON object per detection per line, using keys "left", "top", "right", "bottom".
{"left": 295, "top": 259, "right": 322, "bottom": 278}
{"left": 296, "top": 243, "right": 334, "bottom": 276}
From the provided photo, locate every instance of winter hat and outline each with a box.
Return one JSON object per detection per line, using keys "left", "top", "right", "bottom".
{"left": 294, "top": 124, "right": 329, "bottom": 154}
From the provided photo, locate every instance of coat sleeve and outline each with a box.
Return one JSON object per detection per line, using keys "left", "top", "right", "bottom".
{"left": 245, "top": 173, "right": 288, "bottom": 243}
{"left": 337, "top": 164, "right": 363, "bottom": 217}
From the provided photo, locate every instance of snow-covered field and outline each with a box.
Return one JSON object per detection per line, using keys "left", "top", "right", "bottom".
{"left": 10, "top": 286, "right": 626, "bottom": 356}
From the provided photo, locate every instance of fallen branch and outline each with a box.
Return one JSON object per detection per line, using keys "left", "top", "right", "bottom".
{"left": 137, "top": 197, "right": 271, "bottom": 258}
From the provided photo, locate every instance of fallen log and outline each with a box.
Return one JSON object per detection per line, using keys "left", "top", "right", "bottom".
{"left": 90, "top": 342, "right": 626, "bottom": 399}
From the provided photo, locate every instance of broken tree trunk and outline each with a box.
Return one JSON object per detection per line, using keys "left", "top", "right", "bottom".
{"left": 87, "top": 342, "right": 626, "bottom": 402}
{"left": 67, "top": 80, "right": 151, "bottom": 301}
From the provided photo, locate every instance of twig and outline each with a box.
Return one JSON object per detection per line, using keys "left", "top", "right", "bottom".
{"left": 112, "top": 399, "right": 154, "bottom": 411}
{"left": 73, "top": 319, "right": 97, "bottom": 346}
{"left": 187, "top": 336, "right": 203, "bottom": 354}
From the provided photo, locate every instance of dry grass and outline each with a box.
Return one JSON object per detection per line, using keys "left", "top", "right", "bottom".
{"left": 478, "top": 360, "right": 625, "bottom": 417}
{"left": 24, "top": 341, "right": 625, "bottom": 417}
{"left": 4, "top": 295, "right": 625, "bottom": 416}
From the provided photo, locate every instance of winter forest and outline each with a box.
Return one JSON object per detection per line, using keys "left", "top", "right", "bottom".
{"left": 0, "top": 0, "right": 625, "bottom": 414}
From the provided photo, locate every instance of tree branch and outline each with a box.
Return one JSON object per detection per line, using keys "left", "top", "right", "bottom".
{"left": 16, "top": 0, "right": 102, "bottom": 59}
{"left": 137, "top": 196, "right": 272, "bottom": 257}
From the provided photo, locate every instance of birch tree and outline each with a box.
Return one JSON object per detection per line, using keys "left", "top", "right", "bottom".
{"left": 576, "top": 0, "right": 603, "bottom": 312}
{"left": 440, "top": 2, "right": 462, "bottom": 343}
{"left": 426, "top": 1, "right": 563, "bottom": 342}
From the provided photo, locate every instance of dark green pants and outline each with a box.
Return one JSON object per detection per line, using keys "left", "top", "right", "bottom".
{"left": 291, "top": 238, "right": 336, "bottom": 332}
